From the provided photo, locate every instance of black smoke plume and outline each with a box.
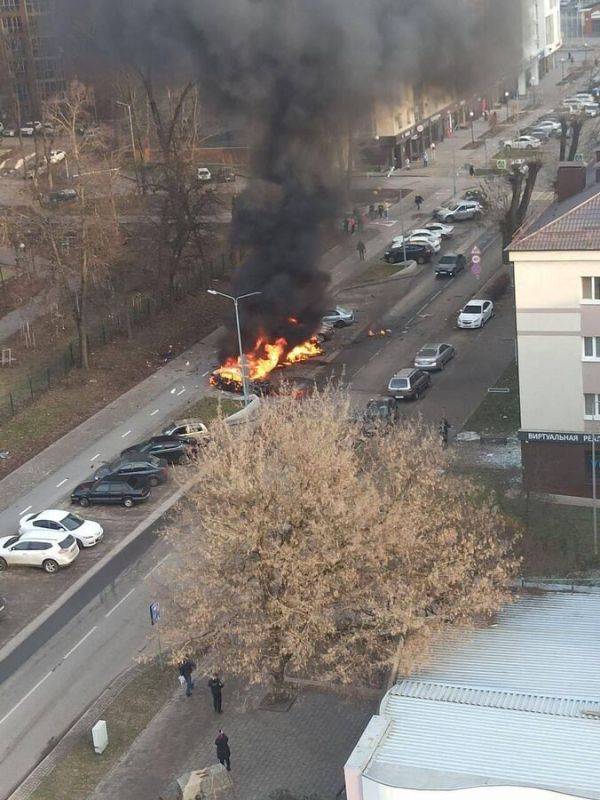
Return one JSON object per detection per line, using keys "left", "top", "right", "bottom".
{"left": 58, "top": 0, "right": 524, "bottom": 356}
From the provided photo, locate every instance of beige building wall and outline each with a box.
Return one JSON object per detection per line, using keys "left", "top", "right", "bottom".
{"left": 513, "top": 251, "right": 600, "bottom": 433}
{"left": 372, "top": 86, "right": 455, "bottom": 139}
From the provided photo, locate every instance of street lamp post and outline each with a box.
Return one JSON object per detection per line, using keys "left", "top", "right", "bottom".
{"left": 504, "top": 91, "right": 510, "bottom": 123}
{"left": 116, "top": 101, "right": 139, "bottom": 189}
{"left": 207, "top": 289, "right": 262, "bottom": 407}
{"left": 561, "top": 57, "right": 566, "bottom": 81}
{"left": 469, "top": 111, "right": 475, "bottom": 145}
{"left": 593, "top": 430, "right": 599, "bottom": 556}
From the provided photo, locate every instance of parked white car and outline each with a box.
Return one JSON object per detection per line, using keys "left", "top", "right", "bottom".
{"left": 197, "top": 167, "right": 212, "bottom": 181}
{"left": 502, "top": 135, "right": 542, "bottom": 150}
{"left": 582, "top": 104, "right": 598, "bottom": 117}
{"left": 535, "top": 120, "right": 562, "bottom": 132}
{"left": 322, "top": 305, "right": 355, "bottom": 326}
{"left": 457, "top": 298, "right": 494, "bottom": 329}
{"left": 49, "top": 149, "right": 66, "bottom": 164}
{"left": 19, "top": 509, "right": 103, "bottom": 548}
{"left": 19, "top": 126, "right": 35, "bottom": 137}
{"left": 434, "top": 200, "right": 482, "bottom": 222}
{"left": 424, "top": 221, "right": 454, "bottom": 238}
{"left": 0, "top": 531, "right": 79, "bottom": 573}
{"left": 408, "top": 234, "right": 441, "bottom": 253}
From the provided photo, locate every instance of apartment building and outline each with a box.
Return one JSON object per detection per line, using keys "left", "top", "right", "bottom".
{"left": 0, "top": 0, "right": 64, "bottom": 121}
{"left": 519, "top": 0, "right": 562, "bottom": 94}
{"left": 510, "top": 165, "right": 600, "bottom": 499}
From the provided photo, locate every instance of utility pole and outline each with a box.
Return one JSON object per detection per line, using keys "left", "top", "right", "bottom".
{"left": 116, "top": 100, "right": 140, "bottom": 191}
{"left": 593, "top": 431, "right": 598, "bottom": 556}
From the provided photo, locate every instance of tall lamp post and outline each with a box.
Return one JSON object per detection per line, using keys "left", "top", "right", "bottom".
{"left": 469, "top": 110, "right": 475, "bottom": 145}
{"left": 561, "top": 57, "right": 566, "bottom": 81}
{"left": 593, "top": 429, "right": 599, "bottom": 556}
{"left": 116, "top": 101, "right": 139, "bottom": 190}
{"left": 207, "top": 289, "right": 262, "bottom": 407}
{"left": 504, "top": 91, "right": 510, "bottom": 123}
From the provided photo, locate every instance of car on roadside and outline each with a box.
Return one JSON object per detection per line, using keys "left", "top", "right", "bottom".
{"left": 19, "top": 126, "right": 35, "bottom": 137}
{"left": 321, "top": 305, "right": 355, "bottom": 327}
{"left": 93, "top": 455, "right": 169, "bottom": 487}
{"left": 433, "top": 200, "right": 482, "bottom": 223}
{"left": 582, "top": 103, "right": 599, "bottom": 118}
{"left": 121, "top": 435, "right": 198, "bottom": 464}
{"left": 197, "top": 167, "right": 212, "bottom": 181}
{"left": 2, "top": 127, "right": 17, "bottom": 137}
{"left": 424, "top": 221, "right": 454, "bottom": 238}
{"left": 0, "top": 531, "right": 79, "bottom": 573}
{"left": 387, "top": 368, "right": 431, "bottom": 400}
{"left": 502, "top": 135, "right": 542, "bottom": 150}
{"left": 535, "top": 119, "right": 562, "bottom": 133}
{"left": 162, "top": 419, "right": 209, "bottom": 443}
{"left": 384, "top": 241, "right": 433, "bottom": 265}
{"left": 71, "top": 479, "right": 151, "bottom": 508}
{"left": 414, "top": 342, "right": 456, "bottom": 371}
{"left": 407, "top": 233, "right": 441, "bottom": 254}
{"left": 435, "top": 252, "right": 466, "bottom": 277}
{"left": 457, "top": 298, "right": 494, "bottom": 329}
{"left": 524, "top": 127, "right": 551, "bottom": 142}
{"left": 18, "top": 509, "right": 104, "bottom": 549}
{"left": 48, "top": 188, "right": 78, "bottom": 204}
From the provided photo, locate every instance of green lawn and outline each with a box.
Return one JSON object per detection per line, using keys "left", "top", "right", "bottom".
{"left": 183, "top": 395, "right": 244, "bottom": 423}
{"left": 361, "top": 260, "right": 408, "bottom": 283}
{"left": 30, "top": 663, "right": 175, "bottom": 800}
{"left": 463, "top": 361, "right": 520, "bottom": 436}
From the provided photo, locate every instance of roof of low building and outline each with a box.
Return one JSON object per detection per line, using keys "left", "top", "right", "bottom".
{"left": 362, "top": 592, "right": 600, "bottom": 798}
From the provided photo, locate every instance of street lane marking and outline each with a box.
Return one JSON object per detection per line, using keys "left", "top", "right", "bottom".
{"left": 19, "top": 505, "right": 32, "bottom": 515}
{"left": 121, "top": 430, "right": 131, "bottom": 438}
{"left": 91, "top": 453, "right": 101, "bottom": 461}
{"left": 176, "top": 387, "right": 186, "bottom": 396}
{"left": 56, "top": 478, "right": 68, "bottom": 488}
{"left": 201, "top": 370, "right": 209, "bottom": 377}
{"left": 0, "top": 670, "right": 52, "bottom": 727}
{"left": 105, "top": 588, "right": 135, "bottom": 618}
{"left": 150, "top": 409, "right": 160, "bottom": 416}
{"left": 63, "top": 626, "right": 97, "bottom": 659}
{"left": 170, "top": 387, "right": 177, "bottom": 394}
{"left": 144, "top": 553, "right": 172, "bottom": 580}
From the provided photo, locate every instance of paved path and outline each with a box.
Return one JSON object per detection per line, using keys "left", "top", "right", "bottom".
{"left": 90, "top": 680, "right": 375, "bottom": 800}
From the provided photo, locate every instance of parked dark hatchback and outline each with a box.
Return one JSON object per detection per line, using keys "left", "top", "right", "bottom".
{"left": 71, "top": 479, "right": 150, "bottom": 508}
{"left": 121, "top": 435, "right": 197, "bottom": 464}
{"left": 384, "top": 242, "right": 433, "bottom": 265}
{"left": 93, "top": 455, "right": 168, "bottom": 487}
{"left": 435, "top": 253, "right": 466, "bottom": 277}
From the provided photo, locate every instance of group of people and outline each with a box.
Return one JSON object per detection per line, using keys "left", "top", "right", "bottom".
{"left": 178, "top": 660, "right": 231, "bottom": 771}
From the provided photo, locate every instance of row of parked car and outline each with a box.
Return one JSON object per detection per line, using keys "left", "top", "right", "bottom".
{"left": 0, "top": 419, "right": 210, "bottom": 574}
{"left": 507, "top": 90, "right": 600, "bottom": 151}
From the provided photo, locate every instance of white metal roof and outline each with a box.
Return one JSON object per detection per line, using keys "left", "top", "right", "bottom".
{"left": 363, "top": 592, "right": 600, "bottom": 798}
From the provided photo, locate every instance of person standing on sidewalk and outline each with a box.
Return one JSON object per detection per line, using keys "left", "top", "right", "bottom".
{"left": 422, "top": 152, "right": 428, "bottom": 168}
{"left": 215, "top": 729, "right": 231, "bottom": 771}
{"left": 178, "top": 658, "right": 196, "bottom": 697}
{"left": 356, "top": 240, "right": 366, "bottom": 261}
{"left": 208, "top": 673, "right": 224, "bottom": 713}
{"left": 414, "top": 194, "right": 424, "bottom": 212}
{"left": 439, "top": 416, "right": 451, "bottom": 448}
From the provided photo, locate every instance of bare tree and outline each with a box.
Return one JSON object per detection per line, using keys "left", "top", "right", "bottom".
{"left": 161, "top": 390, "right": 519, "bottom": 690}
{"left": 43, "top": 80, "right": 101, "bottom": 174}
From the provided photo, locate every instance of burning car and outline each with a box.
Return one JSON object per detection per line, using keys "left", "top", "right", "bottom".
{"left": 210, "top": 371, "right": 272, "bottom": 396}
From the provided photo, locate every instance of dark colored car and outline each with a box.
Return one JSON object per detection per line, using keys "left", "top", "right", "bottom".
{"left": 93, "top": 455, "right": 169, "bottom": 488}
{"left": 71, "top": 479, "right": 150, "bottom": 508}
{"left": 387, "top": 368, "right": 431, "bottom": 400}
{"left": 121, "top": 435, "right": 198, "bottom": 464}
{"left": 435, "top": 253, "right": 466, "bottom": 277}
{"left": 211, "top": 372, "right": 272, "bottom": 396}
{"left": 48, "top": 188, "right": 78, "bottom": 204}
{"left": 384, "top": 241, "right": 433, "bottom": 265}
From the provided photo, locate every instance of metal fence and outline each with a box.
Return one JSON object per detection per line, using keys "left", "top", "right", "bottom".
{"left": 0, "top": 254, "right": 232, "bottom": 425}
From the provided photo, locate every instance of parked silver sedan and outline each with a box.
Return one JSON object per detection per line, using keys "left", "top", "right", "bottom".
{"left": 414, "top": 342, "right": 455, "bottom": 371}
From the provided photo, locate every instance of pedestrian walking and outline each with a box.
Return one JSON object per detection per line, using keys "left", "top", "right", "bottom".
{"left": 469, "top": 164, "right": 475, "bottom": 177}
{"left": 215, "top": 730, "right": 231, "bottom": 771}
{"left": 368, "top": 203, "right": 375, "bottom": 219}
{"left": 430, "top": 142, "right": 436, "bottom": 161}
{"left": 383, "top": 202, "right": 390, "bottom": 219}
{"left": 377, "top": 203, "right": 384, "bottom": 219}
{"left": 439, "top": 416, "right": 451, "bottom": 447}
{"left": 422, "top": 152, "right": 428, "bottom": 168}
{"left": 405, "top": 157, "right": 411, "bottom": 170}
{"left": 178, "top": 657, "right": 196, "bottom": 697}
{"left": 414, "top": 194, "right": 424, "bottom": 212}
{"left": 208, "top": 674, "right": 224, "bottom": 713}
{"left": 356, "top": 240, "right": 366, "bottom": 261}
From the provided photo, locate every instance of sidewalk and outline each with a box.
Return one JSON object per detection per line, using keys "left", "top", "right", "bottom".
{"left": 90, "top": 680, "right": 375, "bottom": 800}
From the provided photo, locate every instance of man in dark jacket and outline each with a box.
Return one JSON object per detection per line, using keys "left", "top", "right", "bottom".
{"left": 179, "top": 658, "right": 196, "bottom": 697}
{"left": 208, "top": 673, "right": 224, "bottom": 712}
{"left": 215, "top": 729, "right": 231, "bottom": 771}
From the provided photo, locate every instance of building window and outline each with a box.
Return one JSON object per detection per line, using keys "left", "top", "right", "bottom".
{"left": 582, "top": 277, "right": 600, "bottom": 302}
{"left": 583, "top": 337, "right": 600, "bottom": 360}
{"left": 585, "top": 393, "right": 600, "bottom": 420}
{"left": 545, "top": 14, "right": 555, "bottom": 45}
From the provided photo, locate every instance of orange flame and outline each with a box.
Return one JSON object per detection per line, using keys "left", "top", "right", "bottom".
{"left": 368, "top": 328, "right": 391, "bottom": 337}
{"left": 211, "top": 334, "right": 323, "bottom": 386}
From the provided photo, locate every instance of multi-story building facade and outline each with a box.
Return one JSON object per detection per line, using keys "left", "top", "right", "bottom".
{"left": 510, "top": 167, "right": 600, "bottom": 500}
{"left": 0, "top": 0, "right": 64, "bottom": 121}
{"left": 519, "top": 0, "right": 562, "bottom": 94}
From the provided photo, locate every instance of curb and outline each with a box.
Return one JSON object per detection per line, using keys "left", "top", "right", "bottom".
{"left": 0, "top": 476, "right": 197, "bottom": 672}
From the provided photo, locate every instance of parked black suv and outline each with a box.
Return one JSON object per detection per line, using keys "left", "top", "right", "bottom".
{"left": 121, "top": 435, "right": 197, "bottom": 464}
{"left": 387, "top": 368, "right": 431, "bottom": 400}
{"left": 71, "top": 479, "right": 151, "bottom": 508}
{"left": 384, "top": 242, "right": 433, "bottom": 265}
{"left": 435, "top": 253, "right": 466, "bottom": 277}
{"left": 93, "top": 455, "right": 168, "bottom": 487}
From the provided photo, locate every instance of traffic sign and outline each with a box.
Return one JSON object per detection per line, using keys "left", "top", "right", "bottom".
{"left": 471, "top": 245, "right": 481, "bottom": 278}
{"left": 149, "top": 601, "right": 160, "bottom": 626}
{"left": 496, "top": 158, "right": 507, "bottom": 170}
